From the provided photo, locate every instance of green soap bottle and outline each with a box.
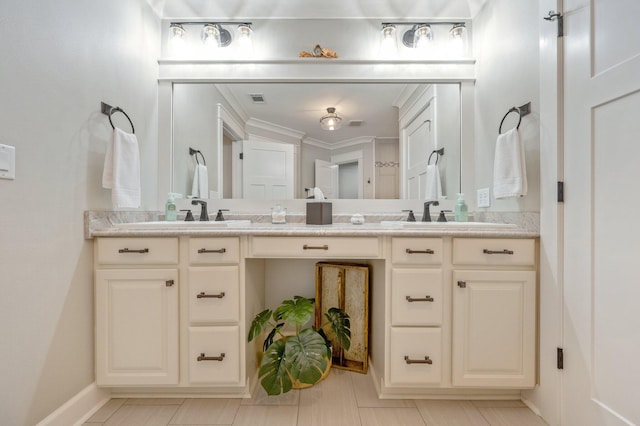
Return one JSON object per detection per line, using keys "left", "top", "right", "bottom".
{"left": 454, "top": 193, "right": 468, "bottom": 222}
{"left": 165, "top": 193, "right": 177, "bottom": 221}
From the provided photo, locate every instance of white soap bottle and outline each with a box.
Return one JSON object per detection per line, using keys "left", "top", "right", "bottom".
{"left": 165, "top": 193, "right": 177, "bottom": 221}
{"left": 454, "top": 193, "right": 468, "bottom": 222}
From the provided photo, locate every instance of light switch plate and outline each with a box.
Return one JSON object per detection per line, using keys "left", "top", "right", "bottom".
{"left": 477, "top": 187, "right": 490, "bottom": 208}
{"left": 0, "top": 144, "right": 16, "bottom": 180}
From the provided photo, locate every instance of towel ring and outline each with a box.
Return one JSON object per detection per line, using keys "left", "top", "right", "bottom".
{"left": 498, "top": 107, "right": 522, "bottom": 134}
{"left": 428, "top": 148, "right": 444, "bottom": 165}
{"left": 189, "top": 147, "right": 206, "bottom": 166}
{"left": 108, "top": 107, "right": 135, "bottom": 134}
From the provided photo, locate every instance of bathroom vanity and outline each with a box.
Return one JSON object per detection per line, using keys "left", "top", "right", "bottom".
{"left": 89, "top": 216, "right": 538, "bottom": 399}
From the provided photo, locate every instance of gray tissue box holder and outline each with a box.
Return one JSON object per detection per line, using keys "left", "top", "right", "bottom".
{"left": 306, "top": 202, "right": 332, "bottom": 225}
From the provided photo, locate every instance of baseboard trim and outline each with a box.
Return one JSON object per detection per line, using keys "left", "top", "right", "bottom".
{"left": 36, "top": 383, "right": 110, "bottom": 426}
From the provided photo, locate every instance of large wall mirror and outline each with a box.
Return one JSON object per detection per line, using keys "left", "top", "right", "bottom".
{"left": 171, "top": 82, "right": 461, "bottom": 201}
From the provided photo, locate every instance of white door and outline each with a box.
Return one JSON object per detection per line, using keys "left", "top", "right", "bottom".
{"left": 242, "top": 140, "right": 294, "bottom": 199}
{"left": 314, "top": 159, "right": 338, "bottom": 199}
{"left": 563, "top": 1, "right": 640, "bottom": 424}
{"left": 403, "top": 104, "right": 435, "bottom": 199}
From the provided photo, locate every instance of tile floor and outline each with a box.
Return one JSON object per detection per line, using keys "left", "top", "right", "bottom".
{"left": 84, "top": 369, "right": 547, "bottom": 425}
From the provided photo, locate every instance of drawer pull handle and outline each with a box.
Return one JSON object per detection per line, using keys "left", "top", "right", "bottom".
{"left": 166, "top": 280, "right": 175, "bottom": 287}
{"left": 483, "top": 249, "right": 514, "bottom": 255}
{"left": 404, "top": 355, "right": 433, "bottom": 365}
{"left": 118, "top": 248, "right": 149, "bottom": 254}
{"left": 198, "top": 248, "right": 227, "bottom": 254}
{"left": 303, "top": 244, "right": 329, "bottom": 250}
{"left": 406, "top": 248, "right": 435, "bottom": 254}
{"left": 197, "top": 352, "right": 225, "bottom": 362}
{"left": 197, "top": 291, "right": 225, "bottom": 299}
{"left": 406, "top": 295, "right": 434, "bottom": 302}
{"left": 457, "top": 281, "right": 467, "bottom": 288}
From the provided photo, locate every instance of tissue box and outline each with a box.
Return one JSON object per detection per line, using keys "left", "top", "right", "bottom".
{"left": 306, "top": 202, "right": 332, "bottom": 225}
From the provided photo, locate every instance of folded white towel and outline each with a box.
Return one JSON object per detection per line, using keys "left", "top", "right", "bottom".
{"left": 191, "top": 164, "right": 209, "bottom": 198}
{"left": 313, "top": 186, "right": 326, "bottom": 200}
{"left": 424, "top": 164, "right": 442, "bottom": 202}
{"left": 102, "top": 128, "right": 140, "bottom": 208}
{"left": 493, "top": 128, "right": 527, "bottom": 199}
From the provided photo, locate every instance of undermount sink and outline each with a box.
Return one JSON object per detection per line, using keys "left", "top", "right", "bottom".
{"left": 379, "top": 221, "right": 518, "bottom": 229}
{"left": 114, "top": 220, "right": 251, "bottom": 229}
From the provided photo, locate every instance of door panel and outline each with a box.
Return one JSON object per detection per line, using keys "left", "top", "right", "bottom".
{"left": 243, "top": 140, "right": 294, "bottom": 199}
{"left": 563, "top": 1, "right": 640, "bottom": 424}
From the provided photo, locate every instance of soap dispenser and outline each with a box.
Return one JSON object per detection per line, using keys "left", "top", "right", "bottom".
{"left": 165, "top": 193, "right": 177, "bottom": 222}
{"left": 454, "top": 193, "right": 468, "bottom": 222}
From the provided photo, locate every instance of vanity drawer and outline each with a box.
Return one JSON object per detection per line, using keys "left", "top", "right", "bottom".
{"left": 250, "top": 236, "right": 380, "bottom": 258}
{"left": 188, "top": 326, "right": 241, "bottom": 385}
{"left": 188, "top": 266, "right": 240, "bottom": 324}
{"left": 391, "top": 238, "right": 443, "bottom": 265}
{"left": 391, "top": 268, "right": 443, "bottom": 326}
{"left": 389, "top": 327, "right": 442, "bottom": 386}
{"left": 453, "top": 238, "right": 535, "bottom": 266}
{"left": 188, "top": 238, "right": 240, "bottom": 264}
{"left": 96, "top": 237, "right": 178, "bottom": 265}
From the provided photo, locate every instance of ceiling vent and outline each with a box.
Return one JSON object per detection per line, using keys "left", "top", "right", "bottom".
{"left": 348, "top": 120, "right": 364, "bottom": 127}
{"left": 249, "top": 93, "right": 266, "bottom": 103}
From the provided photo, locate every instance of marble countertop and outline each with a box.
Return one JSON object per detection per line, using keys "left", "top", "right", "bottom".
{"left": 86, "top": 211, "right": 540, "bottom": 239}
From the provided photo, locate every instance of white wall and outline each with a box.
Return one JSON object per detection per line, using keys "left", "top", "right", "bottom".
{"left": 0, "top": 1, "right": 160, "bottom": 424}
{"left": 473, "top": 0, "right": 540, "bottom": 212}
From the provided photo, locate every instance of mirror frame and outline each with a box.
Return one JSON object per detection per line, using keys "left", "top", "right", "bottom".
{"left": 157, "top": 61, "right": 476, "bottom": 212}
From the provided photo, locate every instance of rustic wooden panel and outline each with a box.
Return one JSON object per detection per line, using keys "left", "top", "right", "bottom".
{"left": 315, "top": 262, "right": 369, "bottom": 373}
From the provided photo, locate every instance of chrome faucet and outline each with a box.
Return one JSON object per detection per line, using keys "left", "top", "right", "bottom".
{"left": 422, "top": 201, "right": 439, "bottom": 222}
{"left": 191, "top": 200, "right": 209, "bottom": 221}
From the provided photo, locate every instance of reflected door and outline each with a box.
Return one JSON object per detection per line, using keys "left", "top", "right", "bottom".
{"left": 403, "top": 104, "right": 435, "bottom": 199}
{"left": 242, "top": 140, "right": 294, "bottom": 199}
{"left": 314, "top": 159, "right": 338, "bottom": 199}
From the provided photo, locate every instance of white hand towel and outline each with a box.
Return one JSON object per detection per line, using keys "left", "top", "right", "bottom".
{"left": 313, "top": 187, "right": 326, "bottom": 200}
{"left": 424, "top": 164, "right": 442, "bottom": 202}
{"left": 493, "top": 127, "right": 528, "bottom": 199}
{"left": 102, "top": 127, "right": 140, "bottom": 208}
{"left": 191, "top": 164, "right": 209, "bottom": 198}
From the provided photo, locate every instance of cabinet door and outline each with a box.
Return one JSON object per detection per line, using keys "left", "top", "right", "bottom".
{"left": 95, "top": 269, "right": 179, "bottom": 386}
{"left": 452, "top": 270, "right": 536, "bottom": 388}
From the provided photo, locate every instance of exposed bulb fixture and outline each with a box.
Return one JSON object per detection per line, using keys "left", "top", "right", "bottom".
{"left": 236, "top": 24, "right": 253, "bottom": 55}
{"left": 169, "top": 23, "right": 186, "bottom": 51}
{"left": 449, "top": 23, "right": 465, "bottom": 56}
{"left": 413, "top": 24, "right": 432, "bottom": 49}
{"left": 379, "top": 24, "right": 398, "bottom": 59}
{"left": 320, "top": 107, "right": 342, "bottom": 131}
{"left": 381, "top": 21, "right": 466, "bottom": 54}
{"left": 201, "top": 24, "right": 221, "bottom": 48}
{"left": 168, "top": 21, "right": 251, "bottom": 54}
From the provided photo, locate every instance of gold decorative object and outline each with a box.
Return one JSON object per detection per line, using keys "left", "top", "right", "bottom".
{"left": 315, "top": 262, "right": 369, "bottom": 373}
{"left": 299, "top": 44, "right": 338, "bottom": 59}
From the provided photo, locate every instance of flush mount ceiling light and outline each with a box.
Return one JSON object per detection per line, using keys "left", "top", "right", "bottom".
{"left": 320, "top": 107, "right": 342, "bottom": 131}
{"left": 169, "top": 21, "right": 252, "bottom": 49}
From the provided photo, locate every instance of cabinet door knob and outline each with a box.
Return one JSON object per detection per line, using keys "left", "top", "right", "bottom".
{"left": 404, "top": 355, "right": 433, "bottom": 365}
{"left": 457, "top": 281, "right": 467, "bottom": 288}
{"left": 198, "top": 248, "right": 227, "bottom": 254}
{"left": 405, "top": 248, "right": 435, "bottom": 254}
{"left": 406, "top": 295, "right": 434, "bottom": 302}
{"left": 165, "top": 280, "right": 175, "bottom": 287}
{"left": 197, "top": 352, "right": 225, "bottom": 362}
{"left": 483, "top": 249, "right": 514, "bottom": 255}
{"left": 197, "top": 291, "right": 225, "bottom": 299}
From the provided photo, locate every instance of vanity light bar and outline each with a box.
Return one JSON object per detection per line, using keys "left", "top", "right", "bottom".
{"left": 381, "top": 21, "right": 466, "bottom": 48}
{"left": 169, "top": 21, "right": 253, "bottom": 49}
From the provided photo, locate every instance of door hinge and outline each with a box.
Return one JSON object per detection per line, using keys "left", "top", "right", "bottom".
{"left": 544, "top": 11, "right": 564, "bottom": 37}
{"left": 557, "top": 347, "right": 564, "bottom": 370}
{"left": 557, "top": 181, "right": 564, "bottom": 203}
{"left": 239, "top": 152, "right": 244, "bottom": 160}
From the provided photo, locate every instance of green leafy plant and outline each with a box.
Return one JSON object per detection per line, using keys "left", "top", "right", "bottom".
{"left": 248, "top": 295, "right": 351, "bottom": 395}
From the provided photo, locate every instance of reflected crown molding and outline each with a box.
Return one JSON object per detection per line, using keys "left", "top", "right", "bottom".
{"left": 245, "top": 117, "right": 306, "bottom": 143}
{"left": 303, "top": 135, "right": 375, "bottom": 151}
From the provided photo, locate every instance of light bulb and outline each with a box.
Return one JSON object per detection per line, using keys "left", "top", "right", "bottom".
{"left": 379, "top": 25, "right": 397, "bottom": 59}
{"left": 236, "top": 24, "right": 253, "bottom": 57}
{"left": 169, "top": 23, "right": 186, "bottom": 53}
{"left": 414, "top": 25, "right": 431, "bottom": 50}
{"left": 202, "top": 24, "right": 221, "bottom": 49}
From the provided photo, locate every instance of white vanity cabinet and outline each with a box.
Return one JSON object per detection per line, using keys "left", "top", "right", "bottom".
{"left": 185, "top": 237, "right": 243, "bottom": 386}
{"left": 451, "top": 238, "right": 537, "bottom": 388}
{"left": 387, "top": 238, "right": 444, "bottom": 387}
{"left": 94, "top": 237, "right": 179, "bottom": 386}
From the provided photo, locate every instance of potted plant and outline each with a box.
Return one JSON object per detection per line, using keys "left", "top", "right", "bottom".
{"left": 248, "top": 295, "right": 351, "bottom": 395}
